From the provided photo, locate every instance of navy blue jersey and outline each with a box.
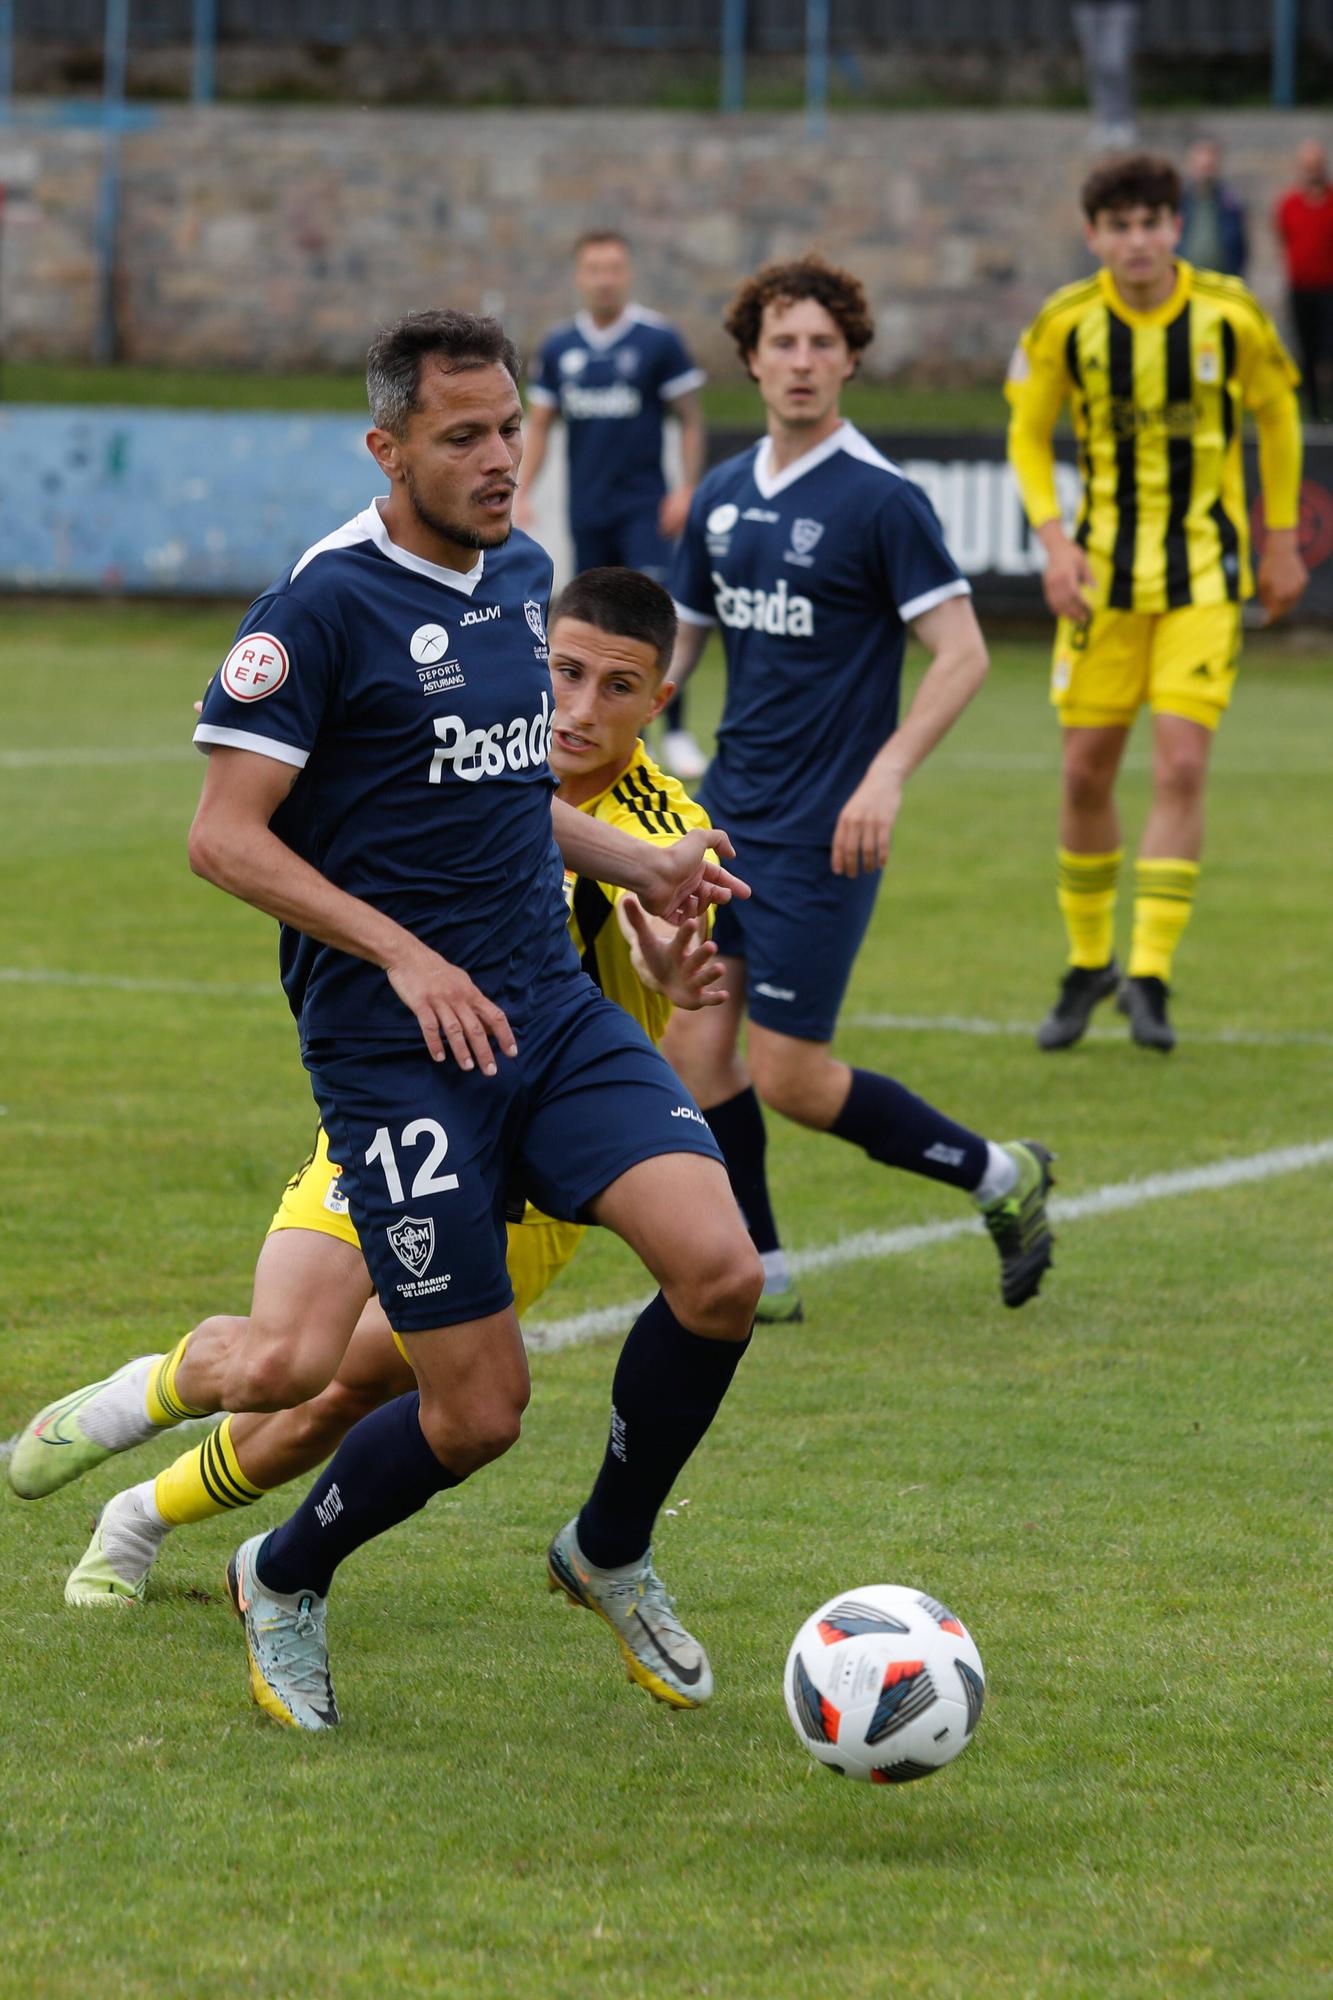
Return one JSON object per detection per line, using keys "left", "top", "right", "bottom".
{"left": 528, "top": 306, "right": 704, "bottom": 532}
{"left": 194, "top": 501, "right": 571, "bottom": 1046}
{"left": 670, "top": 423, "right": 971, "bottom": 847}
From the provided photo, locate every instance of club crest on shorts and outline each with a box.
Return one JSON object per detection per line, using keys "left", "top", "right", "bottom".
{"left": 524, "top": 600, "right": 547, "bottom": 644}
{"left": 387, "top": 1215, "right": 435, "bottom": 1277}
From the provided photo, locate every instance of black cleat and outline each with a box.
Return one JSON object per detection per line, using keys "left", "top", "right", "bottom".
{"left": 1117, "top": 975, "right": 1175, "bottom": 1052}
{"left": 979, "top": 1141, "right": 1056, "bottom": 1309}
{"left": 1036, "top": 960, "right": 1121, "bottom": 1050}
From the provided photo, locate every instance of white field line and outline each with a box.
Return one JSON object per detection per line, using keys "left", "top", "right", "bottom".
{"left": 845, "top": 1010, "right": 1333, "bottom": 1051}
{"left": 1, "top": 746, "right": 193, "bottom": 770}
{"left": 8, "top": 970, "right": 1331, "bottom": 1049}
{"left": 0, "top": 967, "right": 274, "bottom": 1001}
{"left": 520, "top": 1138, "right": 1333, "bottom": 1351}
{"left": 3, "top": 1142, "right": 1329, "bottom": 1449}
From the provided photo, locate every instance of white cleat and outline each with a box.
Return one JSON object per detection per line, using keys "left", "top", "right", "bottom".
{"left": 225, "top": 1534, "right": 340, "bottom": 1731}
{"left": 65, "top": 1486, "right": 171, "bottom": 1608}
{"left": 660, "top": 729, "right": 708, "bottom": 783}
{"left": 8, "top": 1356, "right": 164, "bottom": 1499}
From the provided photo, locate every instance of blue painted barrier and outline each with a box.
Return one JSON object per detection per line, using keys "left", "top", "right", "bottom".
{"left": 0, "top": 406, "right": 381, "bottom": 593}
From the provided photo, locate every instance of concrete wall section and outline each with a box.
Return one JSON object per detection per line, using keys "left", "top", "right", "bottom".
{"left": 0, "top": 108, "right": 1313, "bottom": 380}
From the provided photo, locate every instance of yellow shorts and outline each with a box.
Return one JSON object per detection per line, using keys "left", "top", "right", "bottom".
{"left": 1051, "top": 601, "right": 1242, "bottom": 731}
{"left": 268, "top": 1125, "right": 585, "bottom": 1323}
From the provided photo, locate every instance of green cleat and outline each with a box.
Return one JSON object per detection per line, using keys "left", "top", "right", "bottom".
{"left": 754, "top": 1286, "right": 805, "bottom": 1325}
{"left": 65, "top": 1487, "right": 169, "bottom": 1608}
{"left": 979, "top": 1141, "right": 1055, "bottom": 1309}
{"left": 8, "top": 1356, "right": 163, "bottom": 1500}
{"left": 226, "top": 1534, "right": 339, "bottom": 1732}
{"left": 547, "top": 1516, "right": 712, "bottom": 1709}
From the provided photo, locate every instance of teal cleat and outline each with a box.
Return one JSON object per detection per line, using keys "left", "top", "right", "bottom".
{"left": 225, "top": 1534, "right": 340, "bottom": 1732}
{"left": 979, "top": 1141, "right": 1056, "bottom": 1308}
{"left": 8, "top": 1356, "right": 163, "bottom": 1500}
{"left": 547, "top": 1516, "right": 712, "bottom": 1709}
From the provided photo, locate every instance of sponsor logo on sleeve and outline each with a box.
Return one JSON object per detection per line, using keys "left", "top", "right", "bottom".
{"left": 706, "top": 501, "right": 739, "bottom": 556}
{"left": 220, "top": 633, "right": 290, "bottom": 702}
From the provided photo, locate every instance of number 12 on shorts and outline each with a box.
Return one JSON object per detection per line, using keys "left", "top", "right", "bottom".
{"left": 365, "top": 1120, "right": 459, "bottom": 1202}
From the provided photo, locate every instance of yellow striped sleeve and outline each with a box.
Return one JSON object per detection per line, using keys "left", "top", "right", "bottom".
{"left": 1005, "top": 306, "right": 1074, "bottom": 531}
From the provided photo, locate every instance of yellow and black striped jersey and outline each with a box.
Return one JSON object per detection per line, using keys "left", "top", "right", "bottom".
{"left": 1006, "top": 261, "right": 1301, "bottom": 612}
{"left": 564, "top": 741, "right": 712, "bottom": 1048}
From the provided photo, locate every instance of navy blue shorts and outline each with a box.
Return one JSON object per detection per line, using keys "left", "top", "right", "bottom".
{"left": 573, "top": 509, "right": 672, "bottom": 584}
{"left": 308, "top": 971, "right": 721, "bottom": 1332}
{"left": 711, "top": 834, "right": 883, "bottom": 1043}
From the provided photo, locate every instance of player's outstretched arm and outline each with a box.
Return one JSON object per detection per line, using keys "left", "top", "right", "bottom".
{"left": 551, "top": 800, "right": 748, "bottom": 922}
{"left": 830, "top": 594, "right": 989, "bottom": 879}
{"left": 189, "top": 747, "right": 516, "bottom": 1072}
{"left": 616, "top": 897, "right": 726, "bottom": 1010}
{"left": 513, "top": 402, "right": 556, "bottom": 531}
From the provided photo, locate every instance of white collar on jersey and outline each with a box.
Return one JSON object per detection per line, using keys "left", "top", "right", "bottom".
{"left": 573, "top": 304, "right": 655, "bottom": 351}
{"left": 751, "top": 420, "right": 857, "bottom": 501}
{"left": 363, "top": 497, "right": 486, "bottom": 597}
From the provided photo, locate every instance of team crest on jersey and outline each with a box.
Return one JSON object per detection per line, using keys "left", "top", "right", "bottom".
{"left": 785, "top": 518, "right": 824, "bottom": 566}
{"left": 387, "top": 1215, "right": 434, "bottom": 1277}
{"left": 220, "top": 633, "right": 289, "bottom": 702}
{"left": 1196, "top": 345, "right": 1220, "bottom": 385}
{"left": 615, "top": 347, "right": 640, "bottom": 378}
{"left": 524, "top": 599, "right": 547, "bottom": 644}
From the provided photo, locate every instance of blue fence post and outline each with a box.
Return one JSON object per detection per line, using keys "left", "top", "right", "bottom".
{"left": 721, "top": 0, "right": 747, "bottom": 113}
{"left": 95, "top": 0, "right": 131, "bottom": 365}
{"left": 1272, "top": 0, "right": 1298, "bottom": 107}
{"left": 805, "top": 0, "right": 829, "bottom": 140}
{"left": 0, "top": 0, "right": 13, "bottom": 118}
{"left": 193, "top": 0, "right": 218, "bottom": 103}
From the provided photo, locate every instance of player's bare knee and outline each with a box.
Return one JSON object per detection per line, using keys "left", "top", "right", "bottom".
{"left": 1064, "top": 759, "right": 1116, "bottom": 815}
{"left": 671, "top": 1235, "right": 763, "bottom": 1339}
{"left": 1154, "top": 743, "right": 1208, "bottom": 801}
{"left": 416, "top": 1388, "right": 527, "bottom": 1474}
{"left": 228, "top": 1340, "right": 332, "bottom": 1413}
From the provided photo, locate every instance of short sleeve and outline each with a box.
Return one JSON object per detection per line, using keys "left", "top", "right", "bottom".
{"left": 527, "top": 333, "right": 562, "bottom": 410}
{"left": 1234, "top": 295, "right": 1301, "bottom": 412}
{"left": 668, "top": 486, "right": 717, "bottom": 626}
{"left": 869, "top": 481, "right": 971, "bottom": 625}
{"left": 194, "top": 593, "right": 342, "bottom": 769}
{"left": 657, "top": 326, "right": 706, "bottom": 404}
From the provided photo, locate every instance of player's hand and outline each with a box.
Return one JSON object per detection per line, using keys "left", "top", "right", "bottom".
{"left": 657, "top": 486, "right": 693, "bottom": 540}
{"left": 1257, "top": 532, "right": 1309, "bottom": 624}
{"left": 1040, "top": 533, "right": 1095, "bottom": 623}
{"left": 640, "top": 827, "right": 750, "bottom": 924}
{"left": 620, "top": 897, "right": 726, "bottom": 1010}
{"left": 385, "top": 946, "right": 517, "bottom": 1072}
{"left": 831, "top": 767, "right": 904, "bottom": 878}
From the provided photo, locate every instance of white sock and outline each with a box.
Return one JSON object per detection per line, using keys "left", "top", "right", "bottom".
{"left": 760, "top": 1249, "right": 792, "bottom": 1293}
{"left": 972, "top": 1142, "right": 1019, "bottom": 1207}
{"left": 127, "top": 1478, "right": 169, "bottom": 1531}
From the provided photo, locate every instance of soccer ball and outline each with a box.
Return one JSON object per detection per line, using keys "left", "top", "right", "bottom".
{"left": 783, "top": 1583, "right": 985, "bottom": 1784}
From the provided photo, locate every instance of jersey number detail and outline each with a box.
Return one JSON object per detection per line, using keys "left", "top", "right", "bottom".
{"left": 365, "top": 1120, "right": 459, "bottom": 1202}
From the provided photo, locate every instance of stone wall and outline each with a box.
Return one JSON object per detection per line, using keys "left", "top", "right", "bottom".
{"left": 0, "top": 107, "right": 1319, "bottom": 380}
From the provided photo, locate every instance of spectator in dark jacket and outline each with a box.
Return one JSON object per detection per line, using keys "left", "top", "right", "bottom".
{"left": 1179, "top": 139, "right": 1248, "bottom": 278}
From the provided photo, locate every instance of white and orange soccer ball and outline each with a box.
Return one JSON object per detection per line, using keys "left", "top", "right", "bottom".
{"left": 783, "top": 1584, "right": 985, "bottom": 1784}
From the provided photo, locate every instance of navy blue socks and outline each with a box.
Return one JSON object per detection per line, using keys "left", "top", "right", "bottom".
{"left": 578, "top": 1292, "right": 750, "bottom": 1570}
{"left": 704, "top": 1085, "right": 782, "bottom": 1256}
{"left": 830, "top": 1066, "right": 987, "bottom": 1192}
{"left": 257, "top": 1391, "right": 461, "bottom": 1600}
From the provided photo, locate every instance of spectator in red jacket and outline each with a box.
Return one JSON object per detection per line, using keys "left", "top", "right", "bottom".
{"left": 1275, "top": 138, "right": 1333, "bottom": 423}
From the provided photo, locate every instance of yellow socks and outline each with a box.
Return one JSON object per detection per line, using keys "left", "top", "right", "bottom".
{"left": 144, "top": 1334, "right": 209, "bottom": 1429}
{"left": 1129, "top": 858, "right": 1199, "bottom": 983}
{"left": 1057, "top": 847, "right": 1122, "bottom": 969}
{"left": 154, "top": 1416, "right": 269, "bottom": 1527}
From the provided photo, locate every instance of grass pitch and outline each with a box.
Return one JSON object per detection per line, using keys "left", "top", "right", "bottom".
{"left": 2, "top": 605, "right": 1331, "bottom": 1999}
